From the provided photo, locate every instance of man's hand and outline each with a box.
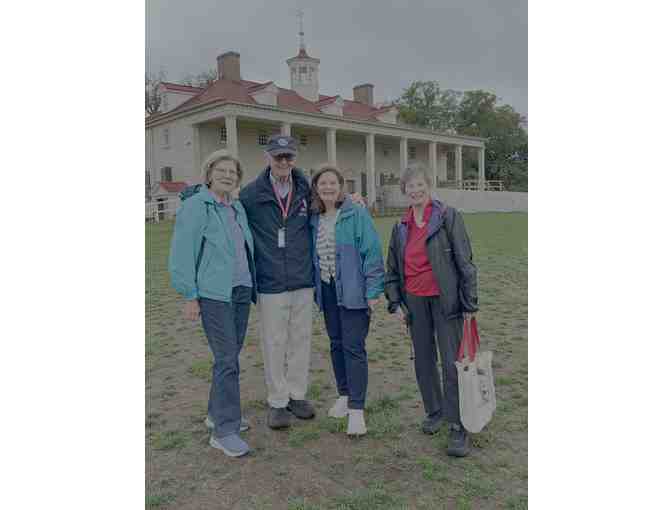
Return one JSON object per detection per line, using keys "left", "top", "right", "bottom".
{"left": 464, "top": 312, "right": 477, "bottom": 321}
{"left": 183, "top": 300, "right": 200, "bottom": 321}
{"left": 349, "top": 192, "right": 367, "bottom": 207}
{"left": 367, "top": 297, "right": 380, "bottom": 310}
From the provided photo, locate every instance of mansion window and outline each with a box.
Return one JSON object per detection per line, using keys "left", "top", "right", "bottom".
{"left": 219, "top": 126, "right": 227, "bottom": 144}
{"left": 258, "top": 133, "right": 269, "bottom": 146}
{"left": 409, "top": 146, "right": 417, "bottom": 160}
{"left": 162, "top": 128, "right": 170, "bottom": 147}
{"left": 300, "top": 134, "right": 308, "bottom": 146}
{"left": 160, "top": 166, "right": 173, "bottom": 182}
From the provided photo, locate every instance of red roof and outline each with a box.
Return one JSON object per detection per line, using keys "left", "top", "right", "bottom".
{"left": 159, "top": 181, "right": 188, "bottom": 193}
{"left": 161, "top": 82, "right": 204, "bottom": 93}
{"left": 162, "top": 77, "right": 392, "bottom": 122}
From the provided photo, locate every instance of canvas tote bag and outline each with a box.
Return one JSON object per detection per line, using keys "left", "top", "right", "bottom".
{"left": 455, "top": 317, "right": 496, "bottom": 433}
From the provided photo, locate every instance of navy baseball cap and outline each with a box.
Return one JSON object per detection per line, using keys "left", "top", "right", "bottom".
{"left": 266, "top": 135, "right": 298, "bottom": 156}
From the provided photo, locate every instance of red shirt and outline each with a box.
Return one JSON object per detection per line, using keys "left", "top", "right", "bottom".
{"left": 404, "top": 203, "right": 440, "bottom": 296}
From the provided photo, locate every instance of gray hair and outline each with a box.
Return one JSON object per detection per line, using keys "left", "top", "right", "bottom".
{"left": 200, "top": 149, "right": 244, "bottom": 186}
{"left": 399, "top": 164, "right": 433, "bottom": 194}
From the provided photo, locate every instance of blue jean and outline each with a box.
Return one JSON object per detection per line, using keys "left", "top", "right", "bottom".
{"left": 199, "top": 286, "right": 252, "bottom": 437}
{"left": 321, "top": 279, "right": 370, "bottom": 410}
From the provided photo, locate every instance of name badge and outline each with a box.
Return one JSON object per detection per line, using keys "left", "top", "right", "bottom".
{"left": 278, "top": 227, "right": 286, "bottom": 248}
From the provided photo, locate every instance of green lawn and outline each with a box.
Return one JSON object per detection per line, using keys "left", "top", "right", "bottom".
{"left": 146, "top": 212, "right": 527, "bottom": 510}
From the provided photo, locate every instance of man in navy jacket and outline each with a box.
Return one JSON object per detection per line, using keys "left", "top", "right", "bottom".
{"left": 238, "top": 135, "right": 316, "bottom": 429}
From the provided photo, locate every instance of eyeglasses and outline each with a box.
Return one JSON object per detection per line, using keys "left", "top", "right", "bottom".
{"left": 272, "top": 153, "right": 296, "bottom": 162}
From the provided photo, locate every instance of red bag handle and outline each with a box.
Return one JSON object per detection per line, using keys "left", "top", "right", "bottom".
{"left": 457, "top": 317, "right": 480, "bottom": 362}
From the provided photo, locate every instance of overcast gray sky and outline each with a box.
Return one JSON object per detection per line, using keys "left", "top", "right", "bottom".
{"left": 146, "top": 0, "right": 527, "bottom": 117}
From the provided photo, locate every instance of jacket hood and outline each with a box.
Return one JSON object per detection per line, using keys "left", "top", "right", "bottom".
{"left": 190, "top": 185, "right": 245, "bottom": 213}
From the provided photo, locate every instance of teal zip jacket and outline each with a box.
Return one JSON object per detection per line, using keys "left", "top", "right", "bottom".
{"left": 310, "top": 197, "right": 385, "bottom": 310}
{"left": 169, "top": 186, "right": 256, "bottom": 303}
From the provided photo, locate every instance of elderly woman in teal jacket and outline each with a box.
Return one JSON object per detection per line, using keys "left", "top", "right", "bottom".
{"left": 309, "top": 164, "right": 385, "bottom": 436}
{"left": 169, "top": 149, "right": 256, "bottom": 458}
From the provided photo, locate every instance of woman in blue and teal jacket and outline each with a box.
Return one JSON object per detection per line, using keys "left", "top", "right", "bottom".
{"left": 169, "top": 150, "right": 256, "bottom": 458}
{"left": 309, "top": 164, "right": 385, "bottom": 436}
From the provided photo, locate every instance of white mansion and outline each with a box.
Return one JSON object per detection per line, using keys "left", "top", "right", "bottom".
{"left": 145, "top": 42, "right": 488, "bottom": 208}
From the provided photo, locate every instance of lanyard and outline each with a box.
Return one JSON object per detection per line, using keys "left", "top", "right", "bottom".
{"left": 272, "top": 180, "right": 293, "bottom": 223}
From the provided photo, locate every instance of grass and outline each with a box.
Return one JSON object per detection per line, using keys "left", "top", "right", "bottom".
{"left": 188, "top": 358, "right": 213, "bottom": 381}
{"left": 150, "top": 430, "right": 191, "bottom": 450}
{"left": 146, "top": 212, "right": 527, "bottom": 509}
{"left": 146, "top": 493, "right": 176, "bottom": 508}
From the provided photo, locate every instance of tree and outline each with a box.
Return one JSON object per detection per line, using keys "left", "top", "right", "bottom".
{"left": 394, "top": 83, "right": 528, "bottom": 191}
{"left": 395, "top": 81, "right": 461, "bottom": 132}
{"left": 181, "top": 69, "right": 217, "bottom": 88}
{"left": 145, "top": 70, "right": 165, "bottom": 115}
{"left": 455, "top": 91, "right": 528, "bottom": 191}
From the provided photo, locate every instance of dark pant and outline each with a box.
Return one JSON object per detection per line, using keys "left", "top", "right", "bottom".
{"left": 321, "top": 279, "right": 370, "bottom": 410}
{"left": 199, "top": 286, "right": 252, "bottom": 437}
{"left": 405, "top": 293, "right": 464, "bottom": 424}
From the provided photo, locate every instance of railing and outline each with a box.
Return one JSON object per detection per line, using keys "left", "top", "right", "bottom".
{"left": 437, "top": 180, "right": 504, "bottom": 191}
{"left": 146, "top": 198, "right": 180, "bottom": 222}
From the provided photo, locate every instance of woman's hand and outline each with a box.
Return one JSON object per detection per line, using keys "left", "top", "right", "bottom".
{"left": 183, "top": 300, "right": 200, "bottom": 321}
{"left": 463, "top": 312, "right": 477, "bottom": 321}
{"left": 396, "top": 308, "right": 408, "bottom": 332}
{"left": 367, "top": 297, "right": 380, "bottom": 310}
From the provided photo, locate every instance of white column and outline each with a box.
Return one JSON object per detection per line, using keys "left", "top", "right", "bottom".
{"left": 327, "top": 128, "right": 337, "bottom": 165}
{"left": 429, "top": 141, "right": 438, "bottom": 188}
{"left": 366, "top": 133, "right": 376, "bottom": 207}
{"left": 478, "top": 146, "right": 485, "bottom": 191}
{"left": 439, "top": 149, "right": 448, "bottom": 183}
{"left": 400, "top": 137, "right": 408, "bottom": 173}
{"left": 225, "top": 115, "right": 238, "bottom": 158}
{"left": 281, "top": 122, "right": 292, "bottom": 137}
{"left": 192, "top": 125, "right": 201, "bottom": 181}
{"left": 455, "top": 145, "right": 463, "bottom": 188}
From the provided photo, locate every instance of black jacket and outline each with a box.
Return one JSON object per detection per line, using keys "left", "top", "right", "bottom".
{"left": 385, "top": 200, "right": 478, "bottom": 320}
{"left": 239, "top": 167, "right": 314, "bottom": 294}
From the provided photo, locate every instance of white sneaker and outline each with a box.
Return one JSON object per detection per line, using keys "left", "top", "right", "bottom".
{"left": 328, "top": 396, "right": 349, "bottom": 418}
{"left": 347, "top": 409, "right": 367, "bottom": 436}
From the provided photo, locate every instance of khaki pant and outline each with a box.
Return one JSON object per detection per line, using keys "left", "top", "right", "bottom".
{"left": 257, "top": 288, "right": 313, "bottom": 408}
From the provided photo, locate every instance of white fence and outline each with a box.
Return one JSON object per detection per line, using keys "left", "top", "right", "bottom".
{"left": 146, "top": 198, "right": 180, "bottom": 222}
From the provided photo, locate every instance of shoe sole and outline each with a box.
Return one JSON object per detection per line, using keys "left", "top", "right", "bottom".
{"left": 209, "top": 438, "right": 249, "bottom": 457}
{"left": 446, "top": 448, "right": 470, "bottom": 458}
{"left": 287, "top": 409, "right": 315, "bottom": 420}
{"left": 347, "top": 430, "right": 367, "bottom": 437}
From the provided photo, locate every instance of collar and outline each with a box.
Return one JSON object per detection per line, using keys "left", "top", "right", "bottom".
{"left": 402, "top": 201, "right": 432, "bottom": 226}
{"left": 269, "top": 168, "right": 293, "bottom": 186}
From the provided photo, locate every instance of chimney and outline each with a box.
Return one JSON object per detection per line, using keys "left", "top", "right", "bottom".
{"left": 353, "top": 83, "right": 374, "bottom": 106}
{"left": 217, "top": 51, "right": 241, "bottom": 81}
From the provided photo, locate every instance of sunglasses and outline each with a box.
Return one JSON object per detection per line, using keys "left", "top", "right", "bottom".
{"left": 272, "top": 153, "right": 296, "bottom": 162}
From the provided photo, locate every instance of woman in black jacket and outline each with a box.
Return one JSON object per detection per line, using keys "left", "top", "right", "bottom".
{"left": 385, "top": 164, "right": 479, "bottom": 457}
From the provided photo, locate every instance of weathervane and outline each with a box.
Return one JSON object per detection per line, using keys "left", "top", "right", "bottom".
{"left": 296, "top": 8, "right": 305, "bottom": 51}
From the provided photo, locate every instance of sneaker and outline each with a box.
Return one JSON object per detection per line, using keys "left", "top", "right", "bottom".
{"left": 205, "top": 415, "right": 250, "bottom": 432}
{"left": 209, "top": 433, "right": 250, "bottom": 457}
{"left": 328, "top": 396, "right": 349, "bottom": 418}
{"left": 446, "top": 423, "right": 470, "bottom": 457}
{"left": 287, "top": 399, "right": 316, "bottom": 420}
{"left": 347, "top": 409, "right": 367, "bottom": 436}
{"left": 421, "top": 414, "right": 443, "bottom": 435}
{"left": 267, "top": 407, "right": 292, "bottom": 429}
